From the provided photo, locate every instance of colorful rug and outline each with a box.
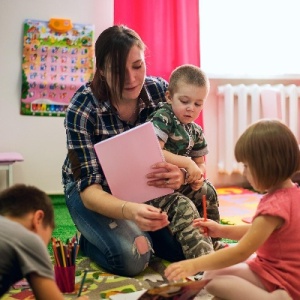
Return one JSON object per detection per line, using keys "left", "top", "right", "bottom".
{"left": 5, "top": 257, "right": 172, "bottom": 300}
{"left": 217, "top": 187, "right": 263, "bottom": 225}
{"left": 3, "top": 187, "right": 262, "bottom": 300}
{"left": 5, "top": 257, "right": 214, "bottom": 300}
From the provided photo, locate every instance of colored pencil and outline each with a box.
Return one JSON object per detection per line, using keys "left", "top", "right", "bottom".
{"left": 59, "top": 239, "right": 66, "bottom": 267}
{"left": 77, "top": 269, "right": 88, "bottom": 297}
{"left": 202, "top": 195, "right": 208, "bottom": 234}
{"left": 202, "top": 195, "right": 207, "bottom": 221}
{"left": 52, "top": 238, "right": 61, "bottom": 267}
{"left": 51, "top": 237, "right": 79, "bottom": 267}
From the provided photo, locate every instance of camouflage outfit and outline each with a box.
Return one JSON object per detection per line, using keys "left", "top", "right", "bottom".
{"left": 148, "top": 179, "right": 220, "bottom": 259}
{"left": 150, "top": 103, "right": 208, "bottom": 158}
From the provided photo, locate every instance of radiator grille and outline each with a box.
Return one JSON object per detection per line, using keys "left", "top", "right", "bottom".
{"left": 217, "top": 84, "right": 300, "bottom": 174}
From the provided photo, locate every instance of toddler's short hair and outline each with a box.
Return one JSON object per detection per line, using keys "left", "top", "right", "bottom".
{"left": 168, "top": 64, "right": 209, "bottom": 96}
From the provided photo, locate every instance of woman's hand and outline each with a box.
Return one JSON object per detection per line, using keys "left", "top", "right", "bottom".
{"left": 81, "top": 184, "right": 168, "bottom": 230}
{"left": 193, "top": 218, "right": 222, "bottom": 238}
{"left": 146, "top": 162, "right": 183, "bottom": 190}
{"left": 123, "top": 201, "right": 170, "bottom": 231}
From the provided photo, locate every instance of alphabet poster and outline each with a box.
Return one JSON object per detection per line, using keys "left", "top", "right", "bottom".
{"left": 21, "top": 19, "right": 95, "bottom": 116}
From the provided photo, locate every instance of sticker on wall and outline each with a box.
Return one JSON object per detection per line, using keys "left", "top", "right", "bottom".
{"left": 21, "top": 18, "right": 95, "bottom": 116}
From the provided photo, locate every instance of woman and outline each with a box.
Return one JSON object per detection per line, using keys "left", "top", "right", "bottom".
{"left": 62, "top": 25, "right": 220, "bottom": 277}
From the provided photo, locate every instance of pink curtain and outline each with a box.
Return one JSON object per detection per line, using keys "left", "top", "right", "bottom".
{"left": 114, "top": 0, "right": 203, "bottom": 126}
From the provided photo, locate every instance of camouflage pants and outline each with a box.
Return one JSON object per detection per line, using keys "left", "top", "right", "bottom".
{"left": 148, "top": 179, "right": 220, "bottom": 259}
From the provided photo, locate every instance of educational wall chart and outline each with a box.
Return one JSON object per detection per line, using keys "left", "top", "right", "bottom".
{"left": 21, "top": 19, "right": 95, "bottom": 116}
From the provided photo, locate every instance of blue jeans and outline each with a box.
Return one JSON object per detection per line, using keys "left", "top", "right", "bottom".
{"left": 64, "top": 182, "right": 184, "bottom": 276}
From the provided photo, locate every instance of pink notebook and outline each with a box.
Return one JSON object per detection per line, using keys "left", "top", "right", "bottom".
{"left": 94, "top": 122, "right": 173, "bottom": 203}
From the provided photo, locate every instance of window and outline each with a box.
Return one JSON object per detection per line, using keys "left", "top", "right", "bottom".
{"left": 200, "top": 0, "right": 300, "bottom": 77}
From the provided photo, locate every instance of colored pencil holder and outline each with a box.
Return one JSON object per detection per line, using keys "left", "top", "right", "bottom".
{"left": 54, "top": 265, "right": 75, "bottom": 293}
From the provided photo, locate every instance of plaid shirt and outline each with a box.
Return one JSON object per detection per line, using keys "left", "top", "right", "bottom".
{"left": 62, "top": 76, "right": 168, "bottom": 192}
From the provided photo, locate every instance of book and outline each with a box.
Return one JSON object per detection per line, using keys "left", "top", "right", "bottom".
{"left": 109, "top": 279, "right": 210, "bottom": 300}
{"left": 94, "top": 122, "right": 173, "bottom": 203}
{"left": 137, "top": 279, "right": 210, "bottom": 300}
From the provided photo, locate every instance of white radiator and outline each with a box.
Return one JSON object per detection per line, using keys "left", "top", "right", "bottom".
{"left": 217, "top": 84, "right": 300, "bottom": 174}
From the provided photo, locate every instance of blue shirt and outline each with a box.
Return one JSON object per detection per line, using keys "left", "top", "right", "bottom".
{"left": 62, "top": 76, "right": 168, "bottom": 192}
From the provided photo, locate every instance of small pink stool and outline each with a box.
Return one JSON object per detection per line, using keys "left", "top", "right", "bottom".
{"left": 0, "top": 152, "right": 24, "bottom": 188}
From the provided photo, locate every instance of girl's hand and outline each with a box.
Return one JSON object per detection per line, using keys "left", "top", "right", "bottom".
{"left": 146, "top": 162, "right": 183, "bottom": 190}
{"left": 124, "top": 201, "right": 170, "bottom": 231}
{"left": 164, "top": 259, "right": 198, "bottom": 281}
{"left": 193, "top": 218, "right": 222, "bottom": 238}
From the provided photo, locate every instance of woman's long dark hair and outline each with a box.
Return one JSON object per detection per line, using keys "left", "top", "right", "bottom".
{"left": 90, "top": 25, "right": 145, "bottom": 103}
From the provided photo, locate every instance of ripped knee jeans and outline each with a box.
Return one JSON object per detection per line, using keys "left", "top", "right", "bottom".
{"left": 64, "top": 181, "right": 153, "bottom": 277}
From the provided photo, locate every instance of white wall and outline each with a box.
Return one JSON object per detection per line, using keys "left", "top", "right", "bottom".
{"left": 0, "top": 0, "right": 113, "bottom": 193}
